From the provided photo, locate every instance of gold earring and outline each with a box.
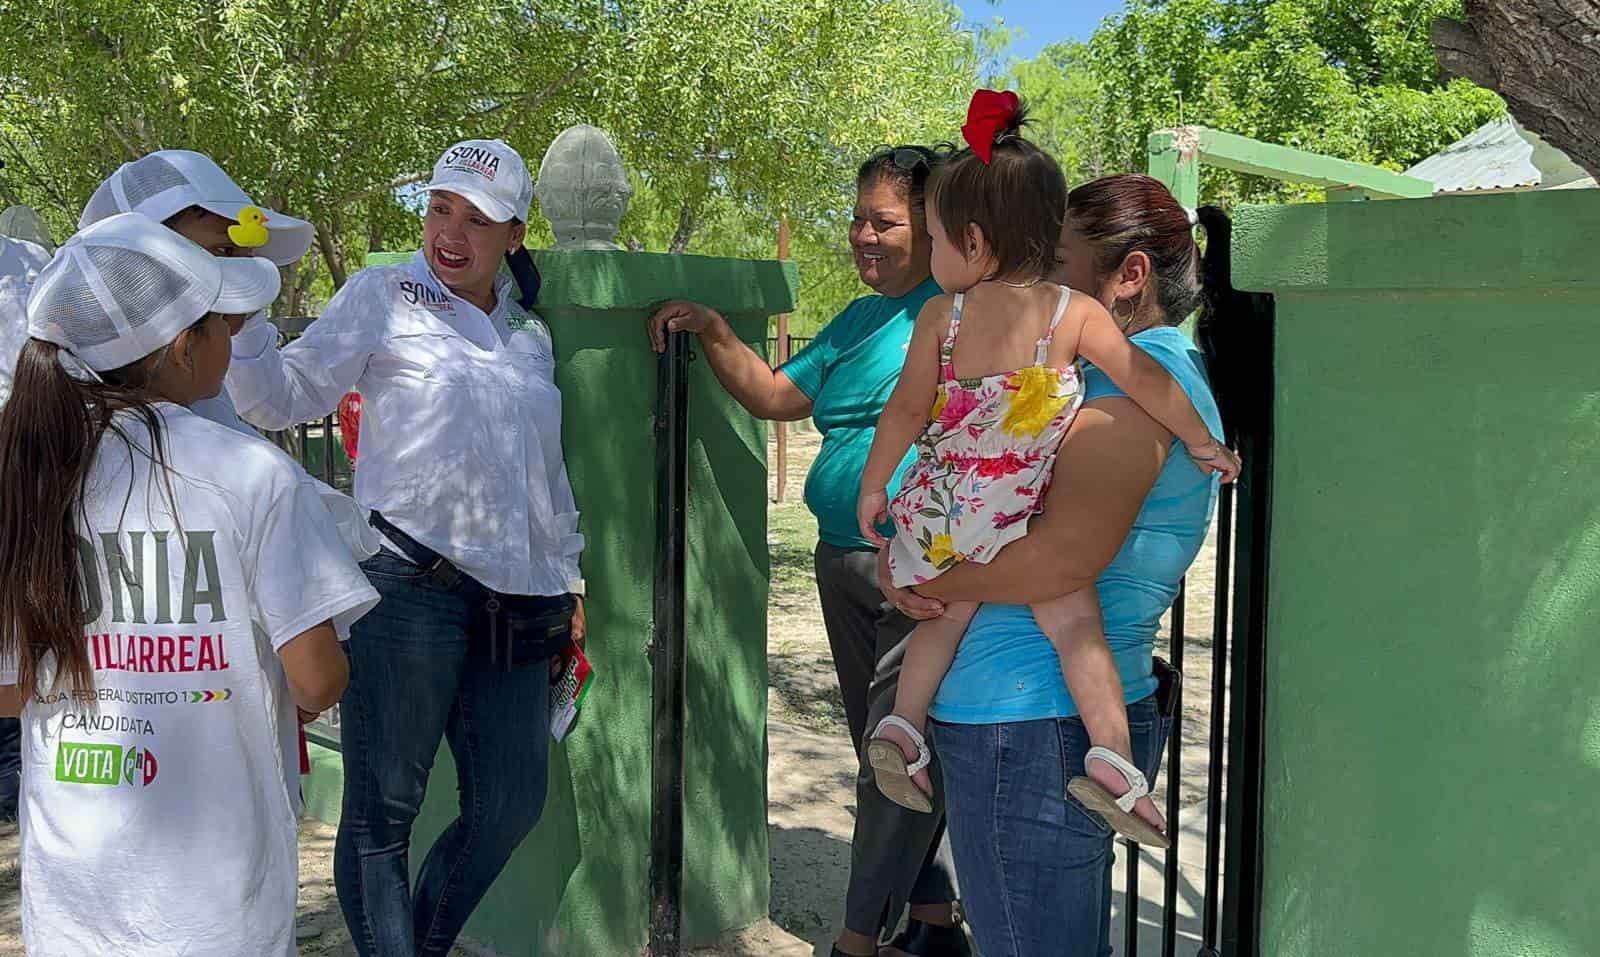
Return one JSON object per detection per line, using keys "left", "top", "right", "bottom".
{"left": 1112, "top": 297, "right": 1136, "bottom": 330}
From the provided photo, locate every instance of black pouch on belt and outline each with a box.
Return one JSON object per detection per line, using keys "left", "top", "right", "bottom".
{"left": 479, "top": 592, "right": 577, "bottom": 671}
{"left": 1153, "top": 655, "right": 1182, "bottom": 721}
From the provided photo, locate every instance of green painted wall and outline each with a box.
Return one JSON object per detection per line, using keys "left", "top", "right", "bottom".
{"left": 1233, "top": 191, "right": 1600, "bottom": 957}
{"left": 304, "top": 249, "right": 797, "bottom": 955}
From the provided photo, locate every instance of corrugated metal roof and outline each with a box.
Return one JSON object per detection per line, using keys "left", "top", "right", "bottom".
{"left": 1406, "top": 117, "right": 1541, "bottom": 193}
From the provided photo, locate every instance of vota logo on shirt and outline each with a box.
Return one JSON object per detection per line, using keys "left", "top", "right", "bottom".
{"left": 443, "top": 145, "right": 500, "bottom": 182}
{"left": 55, "top": 742, "right": 159, "bottom": 788}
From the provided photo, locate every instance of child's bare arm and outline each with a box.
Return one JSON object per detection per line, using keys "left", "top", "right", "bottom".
{"left": 858, "top": 297, "right": 949, "bottom": 543}
{"left": 1073, "top": 300, "right": 1240, "bottom": 481}
{"left": 279, "top": 621, "right": 349, "bottom": 713}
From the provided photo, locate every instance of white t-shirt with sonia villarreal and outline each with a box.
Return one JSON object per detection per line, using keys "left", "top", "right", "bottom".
{"left": 1, "top": 403, "right": 379, "bottom": 957}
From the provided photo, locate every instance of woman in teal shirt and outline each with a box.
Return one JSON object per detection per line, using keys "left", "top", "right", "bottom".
{"left": 648, "top": 146, "right": 971, "bottom": 957}
{"left": 880, "top": 174, "right": 1233, "bottom": 957}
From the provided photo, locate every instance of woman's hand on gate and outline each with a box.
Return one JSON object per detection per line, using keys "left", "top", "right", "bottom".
{"left": 571, "top": 597, "right": 586, "bottom": 649}
{"left": 877, "top": 547, "right": 944, "bottom": 621}
{"left": 647, "top": 300, "right": 725, "bottom": 353}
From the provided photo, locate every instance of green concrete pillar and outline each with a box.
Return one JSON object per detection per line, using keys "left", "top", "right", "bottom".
{"left": 1147, "top": 129, "right": 1200, "bottom": 209}
{"left": 306, "top": 249, "right": 797, "bottom": 956}
{"left": 1232, "top": 190, "right": 1600, "bottom": 957}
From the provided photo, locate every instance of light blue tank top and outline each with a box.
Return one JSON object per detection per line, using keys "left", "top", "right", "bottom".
{"left": 929, "top": 326, "right": 1222, "bottom": 724}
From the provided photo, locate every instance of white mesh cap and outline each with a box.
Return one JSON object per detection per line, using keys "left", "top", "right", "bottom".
{"left": 421, "top": 139, "right": 532, "bottom": 223}
{"left": 79, "top": 150, "right": 314, "bottom": 267}
{"left": 28, "top": 212, "right": 281, "bottom": 372}
{"left": 0, "top": 205, "right": 57, "bottom": 253}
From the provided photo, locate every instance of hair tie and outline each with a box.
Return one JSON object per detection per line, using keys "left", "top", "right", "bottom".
{"left": 961, "top": 89, "right": 1021, "bottom": 165}
{"left": 1184, "top": 206, "right": 1199, "bottom": 227}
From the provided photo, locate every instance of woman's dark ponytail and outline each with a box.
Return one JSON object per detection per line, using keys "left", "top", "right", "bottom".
{"left": 505, "top": 246, "right": 541, "bottom": 310}
{"left": 1195, "top": 205, "right": 1233, "bottom": 334}
{"left": 1192, "top": 205, "right": 1243, "bottom": 444}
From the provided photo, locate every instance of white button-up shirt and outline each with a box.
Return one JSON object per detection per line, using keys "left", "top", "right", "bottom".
{"left": 226, "top": 252, "right": 583, "bottom": 597}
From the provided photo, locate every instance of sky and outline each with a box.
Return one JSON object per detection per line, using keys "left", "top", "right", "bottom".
{"left": 956, "top": 0, "right": 1128, "bottom": 62}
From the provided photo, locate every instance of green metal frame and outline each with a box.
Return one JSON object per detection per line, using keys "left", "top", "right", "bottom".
{"left": 1147, "top": 126, "right": 1433, "bottom": 206}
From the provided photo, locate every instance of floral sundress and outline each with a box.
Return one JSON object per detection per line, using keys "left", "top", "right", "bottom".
{"left": 887, "top": 286, "right": 1084, "bottom": 587}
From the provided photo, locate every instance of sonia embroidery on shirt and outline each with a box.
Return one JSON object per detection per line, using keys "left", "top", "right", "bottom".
{"left": 399, "top": 278, "right": 454, "bottom": 312}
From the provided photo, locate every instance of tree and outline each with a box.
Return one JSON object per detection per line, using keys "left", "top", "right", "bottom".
{"left": 0, "top": 0, "right": 983, "bottom": 321}
{"left": 0, "top": 0, "right": 602, "bottom": 310}
{"left": 1008, "top": 0, "right": 1506, "bottom": 204}
{"left": 1432, "top": 0, "right": 1600, "bottom": 179}
{"left": 577, "top": 0, "right": 979, "bottom": 253}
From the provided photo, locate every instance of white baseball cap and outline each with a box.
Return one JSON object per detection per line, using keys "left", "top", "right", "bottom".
{"left": 29, "top": 212, "right": 281, "bottom": 372}
{"left": 421, "top": 139, "right": 533, "bottom": 223}
{"left": 79, "top": 150, "right": 315, "bottom": 267}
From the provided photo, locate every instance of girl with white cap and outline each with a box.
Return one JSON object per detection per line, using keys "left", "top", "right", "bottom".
{"left": 77, "top": 150, "right": 382, "bottom": 567}
{"left": 77, "top": 149, "right": 317, "bottom": 434}
{"left": 0, "top": 212, "right": 379, "bottom": 956}
{"left": 224, "top": 138, "right": 585, "bottom": 956}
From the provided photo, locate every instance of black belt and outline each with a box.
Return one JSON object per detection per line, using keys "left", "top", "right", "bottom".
{"left": 369, "top": 511, "right": 467, "bottom": 590}
{"left": 367, "top": 512, "right": 575, "bottom": 669}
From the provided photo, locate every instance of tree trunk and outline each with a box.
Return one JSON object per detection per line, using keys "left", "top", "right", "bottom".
{"left": 284, "top": 255, "right": 318, "bottom": 317}
{"left": 1432, "top": 1, "right": 1600, "bottom": 179}
{"left": 668, "top": 202, "right": 699, "bottom": 254}
{"left": 316, "top": 221, "right": 348, "bottom": 290}
{"left": 368, "top": 209, "right": 384, "bottom": 254}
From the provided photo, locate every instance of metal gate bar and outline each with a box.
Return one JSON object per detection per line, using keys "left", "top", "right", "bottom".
{"left": 1161, "top": 583, "right": 1186, "bottom": 957}
{"left": 649, "top": 332, "right": 690, "bottom": 955}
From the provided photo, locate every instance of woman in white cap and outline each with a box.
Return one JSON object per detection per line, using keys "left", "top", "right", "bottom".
{"left": 0, "top": 211, "right": 379, "bottom": 957}
{"left": 225, "top": 138, "right": 584, "bottom": 956}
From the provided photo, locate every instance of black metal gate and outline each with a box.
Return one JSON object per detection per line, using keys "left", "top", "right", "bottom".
{"left": 1116, "top": 224, "right": 1274, "bottom": 957}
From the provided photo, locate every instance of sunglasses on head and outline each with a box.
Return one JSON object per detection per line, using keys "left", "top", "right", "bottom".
{"left": 878, "top": 146, "right": 936, "bottom": 173}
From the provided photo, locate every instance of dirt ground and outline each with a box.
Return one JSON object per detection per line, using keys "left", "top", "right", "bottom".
{"left": 0, "top": 424, "right": 1224, "bottom": 956}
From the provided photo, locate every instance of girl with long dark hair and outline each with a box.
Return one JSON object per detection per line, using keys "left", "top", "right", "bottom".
{"left": 0, "top": 212, "right": 377, "bottom": 956}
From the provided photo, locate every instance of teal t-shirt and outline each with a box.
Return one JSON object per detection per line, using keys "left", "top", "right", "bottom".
{"left": 781, "top": 277, "right": 941, "bottom": 550}
{"left": 929, "top": 326, "right": 1223, "bottom": 723}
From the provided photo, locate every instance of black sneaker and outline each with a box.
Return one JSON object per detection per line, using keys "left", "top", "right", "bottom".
{"left": 885, "top": 918, "right": 974, "bottom": 957}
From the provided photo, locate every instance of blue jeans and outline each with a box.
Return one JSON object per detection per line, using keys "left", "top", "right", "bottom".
{"left": 334, "top": 550, "right": 554, "bottom": 957}
{"left": 932, "top": 695, "right": 1170, "bottom": 957}
{"left": 0, "top": 717, "right": 19, "bottom": 820}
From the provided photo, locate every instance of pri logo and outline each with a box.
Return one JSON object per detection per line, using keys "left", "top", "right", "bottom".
{"left": 123, "top": 746, "right": 159, "bottom": 787}
{"left": 57, "top": 742, "right": 159, "bottom": 788}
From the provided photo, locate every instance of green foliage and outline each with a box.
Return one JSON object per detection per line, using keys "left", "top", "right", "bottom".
{"left": 1008, "top": 0, "right": 1505, "bottom": 204}
{"left": 0, "top": 0, "right": 980, "bottom": 327}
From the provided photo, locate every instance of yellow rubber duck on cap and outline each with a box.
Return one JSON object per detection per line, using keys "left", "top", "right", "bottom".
{"left": 228, "top": 206, "right": 271, "bottom": 248}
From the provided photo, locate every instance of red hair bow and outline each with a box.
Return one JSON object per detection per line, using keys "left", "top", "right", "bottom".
{"left": 961, "top": 89, "right": 1021, "bottom": 164}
